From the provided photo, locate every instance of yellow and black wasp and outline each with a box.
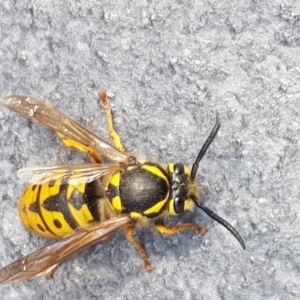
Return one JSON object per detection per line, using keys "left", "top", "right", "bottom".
{"left": 0, "top": 92, "right": 245, "bottom": 284}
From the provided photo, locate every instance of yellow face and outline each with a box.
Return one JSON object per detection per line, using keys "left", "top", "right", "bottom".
{"left": 168, "top": 197, "right": 195, "bottom": 215}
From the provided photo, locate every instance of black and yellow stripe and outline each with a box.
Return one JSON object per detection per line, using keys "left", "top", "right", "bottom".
{"left": 18, "top": 179, "right": 97, "bottom": 238}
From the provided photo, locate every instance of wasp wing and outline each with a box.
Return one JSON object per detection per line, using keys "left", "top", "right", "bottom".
{"left": 0, "top": 95, "right": 133, "bottom": 163}
{"left": 17, "top": 163, "right": 123, "bottom": 185}
{"left": 0, "top": 215, "right": 132, "bottom": 285}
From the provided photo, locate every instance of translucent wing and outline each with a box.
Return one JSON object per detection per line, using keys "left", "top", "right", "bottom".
{"left": 17, "top": 163, "right": 123, "bottom": 185}
{"left": 0, "top": 215, "right": 132, "bottom": 285}
{"left": 0, "top": 95, "right": 133, "bottom": 163}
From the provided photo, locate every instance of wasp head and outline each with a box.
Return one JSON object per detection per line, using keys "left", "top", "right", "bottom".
{"left": 167, "top": 112, "right": 245, "bottom": 249}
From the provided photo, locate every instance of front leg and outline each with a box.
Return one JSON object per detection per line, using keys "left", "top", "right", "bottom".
{"left": 155, "top": 221, "right": 208, "bottom": 235}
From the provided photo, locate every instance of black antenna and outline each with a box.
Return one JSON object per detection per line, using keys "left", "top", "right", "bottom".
{"left": 190, "top": 112, "right": 245, "bottom": 249}
{"left": 191, "top": 111, "right": 220, "bottom": 180}
{"left": 191, "top": 195, "right": 246, "bottom": 249}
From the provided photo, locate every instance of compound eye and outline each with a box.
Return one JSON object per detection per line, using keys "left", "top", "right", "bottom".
{"left": 174, "top": 196, "right": 185, "bottom": 214}
{"left": 174, "top": 163, "right": 184, "bottom": 175}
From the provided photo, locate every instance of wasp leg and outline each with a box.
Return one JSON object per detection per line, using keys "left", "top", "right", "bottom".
{"left": 155, "top": 222, "right": 208, "bottom": 235}
{"left": 56, "top": 132, "right": 102, "bottom": 163}
{"left": 126, "top": 225, "right": 152, "bottom": 271}
{"left": 98, "top": 91, "right": 125, "bottom": 151}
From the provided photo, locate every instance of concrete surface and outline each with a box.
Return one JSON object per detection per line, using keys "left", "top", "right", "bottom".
{"left": 0, "top": 0, "right": 299, "bottom": 299}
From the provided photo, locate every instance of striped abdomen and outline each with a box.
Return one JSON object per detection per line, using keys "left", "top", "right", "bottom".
{"left": 18, "top": 179, "right": 102, "bottom": 238}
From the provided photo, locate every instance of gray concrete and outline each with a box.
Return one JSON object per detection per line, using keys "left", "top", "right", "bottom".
{"left": 0, "top": 0, "right": 299, "bottom": 299}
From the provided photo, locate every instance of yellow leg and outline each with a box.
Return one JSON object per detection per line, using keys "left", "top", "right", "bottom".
{"left": 126, "top": 225, "right": 153, "bottom": 271}
{"left": 155, "top": 222, "right": 208, "bottom": 235}
{"left": 56, "top": 132, "right": 101, "bottom": 163}
{"left": 98, "top": 91, "right": 125, "bottom": 151}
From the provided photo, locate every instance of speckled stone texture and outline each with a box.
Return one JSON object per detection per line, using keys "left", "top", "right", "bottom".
{"left": 0, "top": 0, "right": 299, "bottom": 299}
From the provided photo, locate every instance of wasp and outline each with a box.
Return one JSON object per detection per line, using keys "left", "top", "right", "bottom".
{"left": 0, "top": 92, "right": 245, "bottom": 284}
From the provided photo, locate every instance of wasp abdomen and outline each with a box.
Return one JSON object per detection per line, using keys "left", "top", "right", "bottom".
{"left": 18, "top": 180, "right": 101, "bottom": 238}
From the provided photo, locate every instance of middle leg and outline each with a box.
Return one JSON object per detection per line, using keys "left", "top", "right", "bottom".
{"left": 98, "top": 91, "right": 125, "bottom": 151}
{"left": 125, "top": 225, "right": 152, "bottom": 271}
